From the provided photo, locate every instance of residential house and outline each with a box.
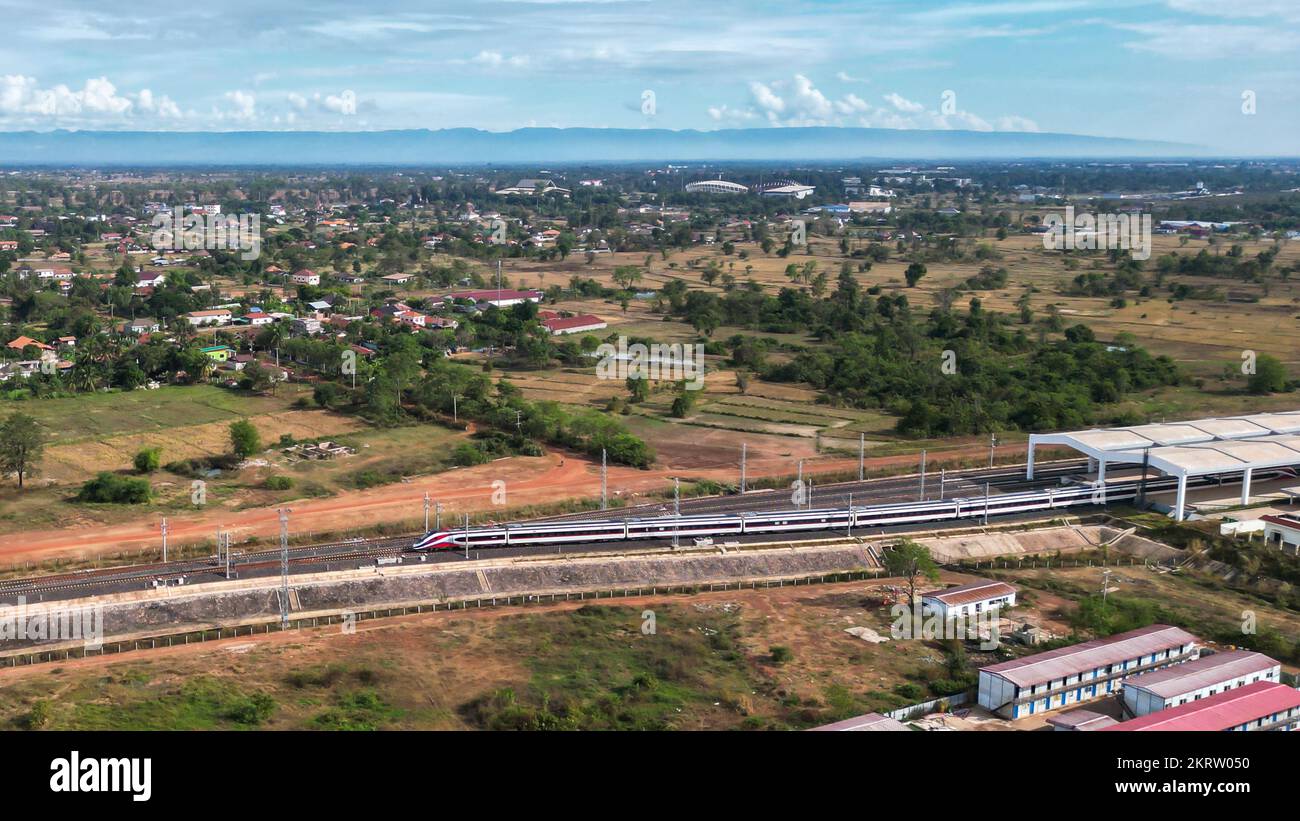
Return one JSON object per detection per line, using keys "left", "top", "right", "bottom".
{"left": 185, "top": 309, "right": 233, "bottom": 327}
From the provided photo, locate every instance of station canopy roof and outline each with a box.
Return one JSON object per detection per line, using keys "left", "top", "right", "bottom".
{"left": 1029, "top": 411, "right": 1300, "bottom": 477}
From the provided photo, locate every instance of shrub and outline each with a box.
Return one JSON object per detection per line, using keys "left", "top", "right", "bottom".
{"left": 769, "top": 645, "right": 793, "bottom": 664}
{"left": 133, "top": 447, "right": 161, "bottom": 474}
{"left": 264, "top": 475, "right": 294, "bottom": 491}
{"left": 452, "top": 442, "right": 490, "bottom": 466}
{"left": 77, "top": 472, "right": 151, "bottom": 504}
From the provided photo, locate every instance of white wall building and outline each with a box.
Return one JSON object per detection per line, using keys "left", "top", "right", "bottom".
{"left": 978, "top": 624, "right": 1199, "bottom": 719}
{"left": 1261, "top": 513, "right": 1300, "bottom": 554}
{"left": 1122, "top": 649, "right": 1282, "bottom": 717}
{"left": 921, "top": 579, "right": 1016, "bottom": 621}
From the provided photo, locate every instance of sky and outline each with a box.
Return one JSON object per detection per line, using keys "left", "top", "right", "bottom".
{"left": 0, "top": 0, "right": 1296, "bottom": 154}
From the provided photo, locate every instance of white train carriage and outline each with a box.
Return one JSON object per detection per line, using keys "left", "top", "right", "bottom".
{"left": 410, "top": 468, "right": 1286, "bottom": 552}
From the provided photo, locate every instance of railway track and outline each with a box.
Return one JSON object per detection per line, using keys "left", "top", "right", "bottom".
{"left": 0, "top": 537, "right": 411, "bottom": 601}
{"left": 0, "top": 458, "right": 1092, "bottom": 604}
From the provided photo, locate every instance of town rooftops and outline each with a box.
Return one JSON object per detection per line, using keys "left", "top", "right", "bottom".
{"left": 923, "top": 580, "right": 1017, "bottom": 608}
{"left": 1101, "top": 681, "right": 1300, "bottom": 731}
{"left": 808, "top": 712, "right": 910, "bottom": 732}
{"left": 981, "top": 624, "right": 1198, "bottom": 689}
{"left": 1122, "top": 650, "right": 1279, "bottom": 699}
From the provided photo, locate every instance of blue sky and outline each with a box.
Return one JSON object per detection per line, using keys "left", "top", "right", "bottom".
{"left": 0, "top": 0, "right": 1295, "bottom": 153}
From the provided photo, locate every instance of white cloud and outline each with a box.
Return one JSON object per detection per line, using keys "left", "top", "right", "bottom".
{"left": 723, "top": 76, "right": 1038, "bottom": 133}
{"left": 223, "top": 90, "right": 256, "bottom": 120}
{"left": 470, "top": 50, "right": 530, "bottom": 69}
{"left": 0, "top": 74, "right": 137, "bottom": 119}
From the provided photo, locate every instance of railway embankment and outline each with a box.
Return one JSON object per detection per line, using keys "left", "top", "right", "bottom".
{"left": 0, "top": 521, "right": 1148, "bottom": 665}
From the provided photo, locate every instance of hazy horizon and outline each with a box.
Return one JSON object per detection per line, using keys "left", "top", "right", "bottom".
{"left": 0, "top": 1, "right": 1295, "bottom": 155}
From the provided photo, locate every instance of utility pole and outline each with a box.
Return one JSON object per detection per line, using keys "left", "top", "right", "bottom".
{"left": 1137, "top": 446, "right": 1151, "bottom": 508}
{"left": 740, "top": 442, "right": 747, "bottom": 494}
{"left": 919, "top": 449, "right": 927, "bottom": 501}
{"left": 673, "top": 477, "right": 680, "bottom": 548}
{"left": 515, "top": 410, "right": 523, "bottom": 437}
{"left": 278, "top": 508, "right": 291, "bottom": 629}
{"left": 989, "top": 433, "right": 998, "bottom": 468}
{"left": 464, "top": 513, "right": 470, "bottom": 560}
{"left": 1101, "top": 568, "right": 1113, "bottom": 603}
{"left": 600, "top": 448, "right": 608, "bottom": 511}
{"left": 982, "top": 483, "right": 990, "bottom": 526}
{"left": 423, "top": 492, "right": 431, "bottom": 533}
{"left": 161, "top": 518, "right": 168, "bottom": 563}
{"left": 847, "top": 492, "right": 853, "bottom": 536}
{"left": 797, "top": 459, "right": 804, "bottom": 507}
{"left": 435, "top": 502, "right": 442, "bottom": 530}
{"left": 939, "top": 469, "right": 946, "bottom": 501}
{"left": 858, "top": 433, "right": 865, "bottom": 482}
{"left": 452, "top": 393, "right": 460, "bottom": 424}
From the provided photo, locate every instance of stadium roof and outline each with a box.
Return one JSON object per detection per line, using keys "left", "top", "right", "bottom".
{"left": 1122, "top": 650, "right": 1279, "bottom": 699}
{"left": 980, "top": 624, "right": 1198, "bottom": 689}
{"left": 1100, "top": 681, "right": 1300, "bottom": 731}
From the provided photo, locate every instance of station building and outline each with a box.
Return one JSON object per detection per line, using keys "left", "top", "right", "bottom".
{"left": 1121, "top": 649, "right": 1282, "bottom": 717}
{"left": 978, "top": 624, "right": 1199, "bottom": 719}
{"left": 1025, "top": 411, "right": 1300, "bottom": 521}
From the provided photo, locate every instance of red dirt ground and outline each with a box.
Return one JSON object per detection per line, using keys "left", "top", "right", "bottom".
{"left": 0, "top": 442, "right": 1028, "bottom": 565}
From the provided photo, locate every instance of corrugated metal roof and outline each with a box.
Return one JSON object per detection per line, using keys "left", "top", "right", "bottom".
{"left": 981, "top": 625, "right": 1198, "bottom": 688}
{"left": 1045, "top": 709, "right": 1119, "bottom": 730}
{"left": 808, "top": 712, "right": 910, "bottom": 732}
{"left": 922, "top": 580, "right": 1017, "bottom": 607}
{"left": 1123, "top": 650, "right": 1279, "bottom": 700}
{"left": 1101, "top": 681, "right": 1300, "bottom": 731}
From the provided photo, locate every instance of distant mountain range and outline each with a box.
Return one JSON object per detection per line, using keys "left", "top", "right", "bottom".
{"left": 0, "top": 127, "right": 1195, "bottom": 166}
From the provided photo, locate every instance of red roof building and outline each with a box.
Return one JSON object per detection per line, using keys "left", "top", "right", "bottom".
{"left": 542, "top": 314, "right": 607, "bottom": 335}
{"left": 1101, "top": 681, "right": 1300, "bottom": 731}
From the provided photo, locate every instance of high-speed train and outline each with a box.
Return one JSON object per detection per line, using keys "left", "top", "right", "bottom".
{"left": 410, "top": 469, "right": 1288, "bottom": 551}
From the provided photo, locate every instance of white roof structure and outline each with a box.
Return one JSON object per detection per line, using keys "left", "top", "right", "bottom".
{"left": 1026, "top": 411, "right": 1300, "bottom": 520}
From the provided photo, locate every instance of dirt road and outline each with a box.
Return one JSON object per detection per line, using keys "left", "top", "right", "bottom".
{"left": 0, "top": 442, "right": 1027, "bottom": 566}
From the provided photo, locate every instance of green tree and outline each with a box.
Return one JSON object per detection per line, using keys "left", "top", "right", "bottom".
{"left": 134, "top": 446, "right": 162, "bottom": 474}
{"left": 1248, "top": 354, "right": 1289, "bottom": 394}
{"left": 883, "top": 537, "right": 940, "bottom": 605}
{"left": 0, "top": 413, "right": 46, "bottom": 489}
{"left": 904, "top": 262, "right": 928, "bottom": 287}
{"left": 229, "top": 419, "right": 262, "bottom": 458}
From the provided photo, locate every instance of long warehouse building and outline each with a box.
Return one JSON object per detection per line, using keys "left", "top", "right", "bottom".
{"left": 978, "top": 624, "right": 1199, "bottom": 719}
{"left": 1122, "top": 649, "right": 1282, "bottom": 717}
{"left": 1101, "top": 681, "right": 1300, "bottom": 731}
